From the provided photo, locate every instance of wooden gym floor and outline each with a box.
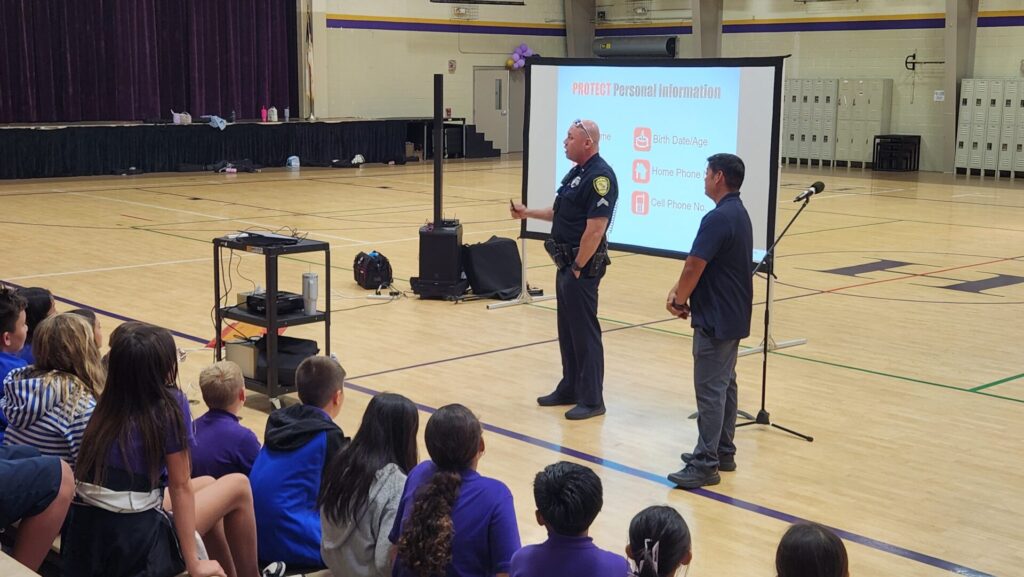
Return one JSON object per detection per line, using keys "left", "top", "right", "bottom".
{"left": 1, "top": 157, "right": 1022, "bottom": 577}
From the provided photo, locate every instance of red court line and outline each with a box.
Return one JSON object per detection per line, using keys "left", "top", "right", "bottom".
{"left": 822, "top": 255, "right": 1023, "bottom": 293}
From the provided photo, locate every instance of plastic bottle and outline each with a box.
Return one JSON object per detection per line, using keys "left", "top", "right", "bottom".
{"left": 284, "top": 107, "right": 290, "bottom": 122}
{"left": 229, "top": 110, "right": 236, "bottom": 123}
{"left": 260, "top": 105, "right": 268, "bottom": 122}
{"left": 268, "top": 106, "right": 278, "bottom": 122}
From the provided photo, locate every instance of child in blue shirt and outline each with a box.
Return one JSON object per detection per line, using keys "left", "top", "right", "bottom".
{"left": 0, "top": 285, "right": 30, "bottom": 443}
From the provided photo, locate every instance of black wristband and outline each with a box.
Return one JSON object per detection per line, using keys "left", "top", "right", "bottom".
{"left": 670, "top": 299, "right": 687, "bottom": 311}
{"left": 571, "top": 261, "right": 583, "bottom": 272}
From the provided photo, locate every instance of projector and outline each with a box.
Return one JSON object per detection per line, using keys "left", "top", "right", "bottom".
{"left": 246, "top": 291, "right": 305, "bottom": 315}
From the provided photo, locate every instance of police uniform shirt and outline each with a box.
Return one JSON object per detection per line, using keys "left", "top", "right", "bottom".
{"left": 551, "top": 153, "right": 619, "bottom": 246}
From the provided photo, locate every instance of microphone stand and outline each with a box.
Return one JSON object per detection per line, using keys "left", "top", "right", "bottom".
{"left": 735, "top": 192, "right": 815, "bottom": 442}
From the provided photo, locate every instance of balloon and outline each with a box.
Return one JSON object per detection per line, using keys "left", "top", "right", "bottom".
{"left": 520, "top": 43, "right": 528, "bottom": 52}
{"left": 506, "top": 58, "right": 515, "bottom": 69}
{"left": 524, "top": 48, "right": 534, "bottom": 57}
{"left": 512, "top": 53, "right": 521, "bottom": 62}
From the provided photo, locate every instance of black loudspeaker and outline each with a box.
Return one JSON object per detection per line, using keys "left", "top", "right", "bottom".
{"left": 418, "top": 221, "right": 462, "bottom": 281}
{"left": 410, "top": 220, "right": 469, "bottom": 299}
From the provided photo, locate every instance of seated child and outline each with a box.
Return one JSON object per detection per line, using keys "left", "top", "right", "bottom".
{"left": 626, "top": 506, "right": 693, "bottom": 577}
{"left": 250, "top": 355, "right": 348, "bottom": 568}
{"left": 192, "top": 360, "right": 261, "bottom": 478}
{"left": 511, "top": 461, "right": 628, "bottom": 577}
{"left": 776, "top": 522, "right": 849, "bottom": 577}
{"left": 0, "top": 285, "right": 30, "bottom": 443}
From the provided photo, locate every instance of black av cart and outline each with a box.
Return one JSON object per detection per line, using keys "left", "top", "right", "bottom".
{"left": 212, "top": 234, "right": 331, "bottom": 407}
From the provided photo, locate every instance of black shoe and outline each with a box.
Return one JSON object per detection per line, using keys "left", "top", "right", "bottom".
{"left": 537, "top": 392, "right": 576, "bottom": 407}
{"left": 668, "top": 464, "right": 720, "bottom": 489}
{"left": 680, "top": 452, "right": 737, "bottom": 472}
{"left": 565, "top": 404, "right": 606, "bottom": 420}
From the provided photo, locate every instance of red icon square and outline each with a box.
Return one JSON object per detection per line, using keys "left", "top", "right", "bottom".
{"left": 632, "top": 159, "right": 650, "bottom": 184}
{"left": 633, "top": 127, "right": 652, "bottom": 151}
{"left": 632, "top": 191, "right": 649, "bottom": 215}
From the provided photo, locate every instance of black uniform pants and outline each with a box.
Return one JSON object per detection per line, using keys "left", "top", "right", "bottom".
{"left": 553, "top": 265, "right": 605, "bottom": 407}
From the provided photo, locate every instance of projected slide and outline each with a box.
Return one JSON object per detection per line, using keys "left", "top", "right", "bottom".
{"left": 524, "top": 58, "right": 783, "bottom": 262}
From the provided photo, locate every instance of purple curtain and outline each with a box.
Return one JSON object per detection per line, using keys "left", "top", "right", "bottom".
{"left": 0, "top": 0, "right": 296, "bottom": 123}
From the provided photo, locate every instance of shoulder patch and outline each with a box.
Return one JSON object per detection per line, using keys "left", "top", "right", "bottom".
{"left": 593, "top": 176, "right": 611, "bottom": 196}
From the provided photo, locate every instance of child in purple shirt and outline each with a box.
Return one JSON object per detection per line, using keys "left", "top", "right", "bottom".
{"left": 510, "top": 461, "right": 628, "bottom": 577}
{"left": 192, "top": 360, "right": 261, "bottom": 477}
{"left": 63, "top": 321, "right": 268, "bottom": 577}
{"left": 390, "top": 404, "right": 521, "bottom": 577}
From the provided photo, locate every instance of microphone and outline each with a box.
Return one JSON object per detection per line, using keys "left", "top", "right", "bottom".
{"left": 793, "top": 181, "right": 825, "bottom": 203}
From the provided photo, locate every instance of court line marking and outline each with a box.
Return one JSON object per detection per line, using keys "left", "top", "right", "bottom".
{"left": 69, "top": 191, "right": 365, "bottom": 243}
{"left": 18, "top": 286, "right": 994, "bottom": 577}
{"left": 4, "top": 258, "right": 209, "bottom": 281}
{"left": 971, "top": 372, "right": 1024, "bottom": 392}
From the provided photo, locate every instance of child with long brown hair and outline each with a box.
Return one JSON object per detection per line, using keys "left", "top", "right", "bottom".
{"left": 63, "top": 321, "right": 275, "bottom": 577}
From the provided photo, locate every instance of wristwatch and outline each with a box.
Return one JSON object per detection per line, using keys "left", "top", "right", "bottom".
{"left": 571, "top": 261, "right": 583, "bottom": 272}
{"left": 670, "top": 299, "right": 688, "bottom": 311}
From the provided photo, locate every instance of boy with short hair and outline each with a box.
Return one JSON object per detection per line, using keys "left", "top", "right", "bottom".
{"left": 192, "top": 360, "right": 262, "bottom": 478}
{"left": 0, "top": 285, "right": 29, "bottom": 443}
{"left": 250, "top": 355, "right": 349, "bottom": 568}
{"left": 510, "top": 461, "right": 629, "bottom": 577}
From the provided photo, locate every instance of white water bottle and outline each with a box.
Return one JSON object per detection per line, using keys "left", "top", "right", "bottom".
{"left": 302, "top": 272, "right": 318, "bottom": 315}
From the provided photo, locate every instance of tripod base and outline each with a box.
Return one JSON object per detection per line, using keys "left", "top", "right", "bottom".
{"left": 487, "top": 291, "right": 555, "bottom": 309}
{"left": 738, "top": 336, "right": 807, "bottom": 358}
{"left": 735, "top": 409, "right": 813, "bottom": 442}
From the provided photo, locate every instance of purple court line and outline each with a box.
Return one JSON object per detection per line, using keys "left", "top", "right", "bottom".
{"left": 18, "top": 283, "right": 993, "bottom": 577}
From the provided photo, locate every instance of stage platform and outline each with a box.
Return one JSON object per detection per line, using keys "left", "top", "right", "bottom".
{"left": 0, "top": 118, "right": 409, "bottom": 179}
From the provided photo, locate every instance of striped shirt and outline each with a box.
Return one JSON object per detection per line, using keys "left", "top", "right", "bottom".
{"left": 1, "top": 366, "right": 96, "bottom": 470}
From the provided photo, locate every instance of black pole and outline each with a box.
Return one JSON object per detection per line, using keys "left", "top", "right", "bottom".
{"left": 735, "top": 196, "right": 814, "bottom": 442}
{"left": 433, "top": 74, "right": 443, "bottom": 226}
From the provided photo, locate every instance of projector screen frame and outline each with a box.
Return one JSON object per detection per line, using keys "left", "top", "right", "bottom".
{"left": 520, "top": 55, "right": 785, "bottom": 263}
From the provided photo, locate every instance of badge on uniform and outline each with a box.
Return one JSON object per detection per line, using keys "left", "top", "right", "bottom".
{"left": 593, "top": 176, "right": 611, "bottom": 196}
{"left": 570, "top": 176, "right": 582, "bottom": 188}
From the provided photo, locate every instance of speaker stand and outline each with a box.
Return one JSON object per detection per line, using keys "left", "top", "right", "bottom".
{"left": 488, "top": 238, "right": 555, "bottom": 310}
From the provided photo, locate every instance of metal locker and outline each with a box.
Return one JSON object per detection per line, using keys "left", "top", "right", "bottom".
{"left": 823, "top": 79, "right": 838, "bottom": 109}
{"left": 838, "top": 80, "right": 853, "bottom": 120}
{"left": 983, "top": 124, "right": 1000, "bottom": 170}
{"left": 987, "top": 80, "right": 1003, "bottom": 127}
{"left": 798, "top": 133, "right": 810, "bottom": 160}
{"left": 972, "top": 80, "right": 988, "bottom": 124}
{"left": 851, "top": 121, "right": 866, "bottom": 161}
{"left": 852, "top": 81, "right": 867, "bottom": 121}
{"left": 1002, "top": 80, "right": 1018, "bottom": 126}
{"left": 969, "top": 124, "right": 985, "bottom": 169}
{"left": 959, "top": 79, "right": 974, "bottom": 125}
{"left": 821, "top": 132, "right": 835, "bottom": 161}
{"left": 801, "top": 79, "right": 814, "bottom": 106}
{"left": 954, "top": 123, "right": 970, "bottom": 169}
{"left": 997, "top": 125, "right": 1015, "bottom": 171}
{"left": 810, "top": 133, "right": 821, "bottom": 160}
{"left": 1016, "top": 125, "right": 1024, "bottom": 172}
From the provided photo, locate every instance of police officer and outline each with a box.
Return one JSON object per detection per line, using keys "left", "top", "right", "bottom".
{"left": 511, "top": 119, "right": 618, "bottom": 420}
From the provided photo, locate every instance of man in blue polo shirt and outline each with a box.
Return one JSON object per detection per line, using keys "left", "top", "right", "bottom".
{"left": 665, "top": 153, "right": 753, "bottom": 490}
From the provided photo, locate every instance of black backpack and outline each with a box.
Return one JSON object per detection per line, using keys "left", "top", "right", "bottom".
{"left": 353, "top": 251, "right": 393, "bottom": 290}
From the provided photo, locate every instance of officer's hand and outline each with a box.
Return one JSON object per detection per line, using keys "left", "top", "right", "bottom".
{"left": 573, "top": 268, "right": 581, "bottom": 279}
{"left": 510, "top": 202, "right": 528, "bottom": 219}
